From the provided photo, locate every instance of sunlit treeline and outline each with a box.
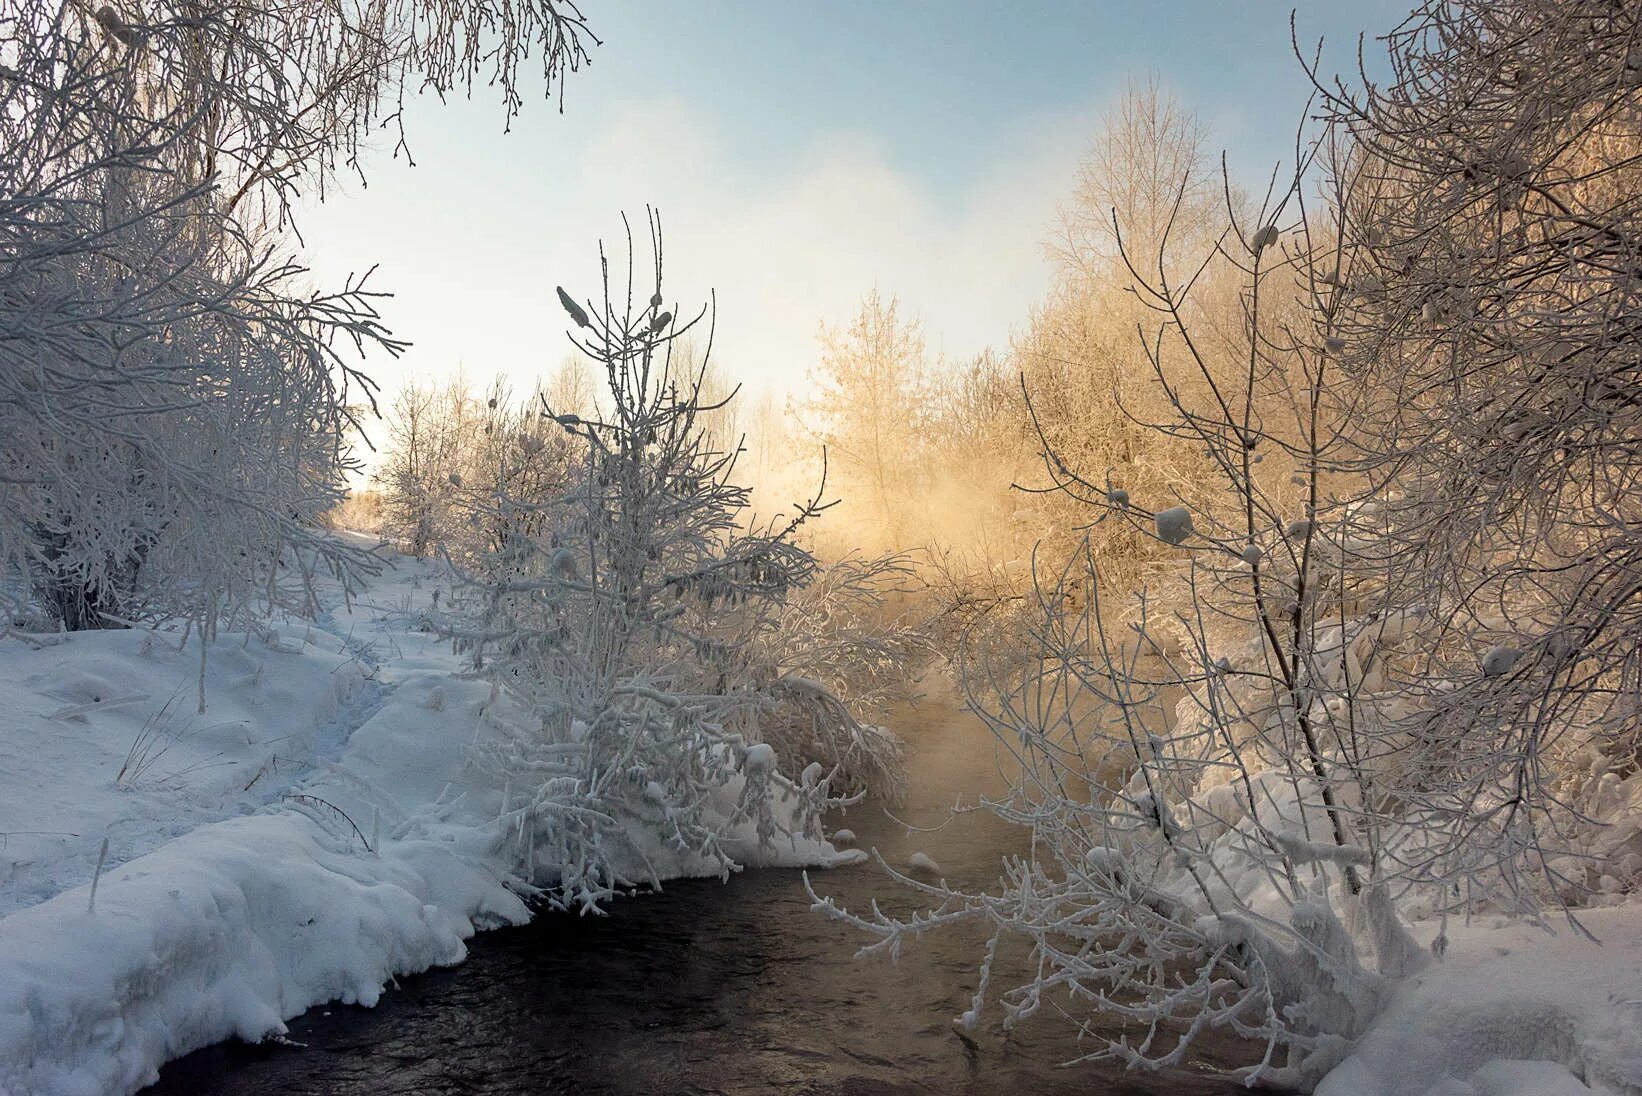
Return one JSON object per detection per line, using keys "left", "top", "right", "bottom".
{"left": 735, "top": 80, "right": 1322, "bottom": 631}
{"left": 359, "top": 81, "right": 1329, "bottom": 647}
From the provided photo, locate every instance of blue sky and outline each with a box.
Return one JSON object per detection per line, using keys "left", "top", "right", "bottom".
{"left": 298, "top": 1, "right": 1402, "bottom": 421}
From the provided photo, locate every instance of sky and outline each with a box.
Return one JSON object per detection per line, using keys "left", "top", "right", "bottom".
{"left": 296, "top": 0, "right": 1403, "bottom": 429}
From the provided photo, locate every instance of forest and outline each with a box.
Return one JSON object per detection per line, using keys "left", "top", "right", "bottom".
{"left": 2, "top": 1, "right": 1641, "bottom": 1095}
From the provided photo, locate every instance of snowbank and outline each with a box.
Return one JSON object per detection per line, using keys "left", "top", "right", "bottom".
{"left": 0, "top": 810, "right": 511, "bottom": 1096}
{"left": 0, "top": 548, "right": 850, "bottom": 1095}
{"left": 0, "top": 623, "right": 371, "bottom": 919}
{"left": 1318, "top": 904, "right": 1642, "bottom": 1096}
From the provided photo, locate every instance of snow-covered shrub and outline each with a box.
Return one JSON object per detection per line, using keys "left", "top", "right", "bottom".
{"left": 1306, "top": 0, "right": 1642, "bottom": 911}
{"left": 445, "top": 217, "right": 908, "bottom": 909}
{"left": 733, "top": 553, "right": 924, "bottom": 804}
{"left": 817, "top": 143, "right": 1436, "bottom": 1093}
{"left": 0, "top": 0, "right": 593, "bottom": 632}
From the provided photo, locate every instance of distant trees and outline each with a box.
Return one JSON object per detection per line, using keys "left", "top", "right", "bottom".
{"left": 1017, "top": 79, "right": 1257, "bottom": 598}
{"left": 377, "top": 366, "right": 593, "bottom": 560}
{"left": 1051, "top": 75, "right": 1222, "bottom": 276}
{"left": 794, "top": 292, "right": 934, "bottom": 550}
{"left": 782, "top": 293, "right": 1026, "bottom": 598}
{"left": 0, "top": 0, "right": 594, "bottom": 630}
{"left": 380, "top": 379, "right": 469, "bottom": 558}
{"left": 324, "top": 488, "right": 386, "bottom": 536}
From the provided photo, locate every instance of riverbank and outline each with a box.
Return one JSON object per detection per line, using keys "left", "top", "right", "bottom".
{"left": 0, "top": 541, "right": 846, "bottom": 1096}
{"left": 147, "top": 695, "right": 1248, "bottom": 1096}
{"left": 4, "top": 542, "right": 1640, "bottom": 1095}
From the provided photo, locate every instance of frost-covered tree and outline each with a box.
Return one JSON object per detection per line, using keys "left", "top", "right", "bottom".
{"left": 446, "top": 216, "right": 909, "bottom": 908}
{"left": 378, "top": 372, "right": 587, "bottom": 559}
{"left": 819, "top": 4, "right": 1642, "bottom": 1086}
{"left": 1309, "top": 0, "right": 1642, "bottom": 906}
{"left": 821, "top": 184, "right": 1418, "bottom": 1091}
{"left": 460, "top": 376, "right": 588, "bottom": 560}
{"left": 0, "top": 155, "right": 396, "bottom": 629}
{"left": 1017, "top": 79, "right": 1259, "bottom": 600}
{"left": 379, "top": 378, "right": 472, "bottom": 557}
{"left": 793, "top": 292, "right": 934, "bottom": 550}
{"left": 0, "top": 0, "right": 594, "bottom": 630}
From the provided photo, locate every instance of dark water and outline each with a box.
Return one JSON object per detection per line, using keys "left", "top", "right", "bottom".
{"left": 150, "top": 700, "right": 1250, "bottom": 1095}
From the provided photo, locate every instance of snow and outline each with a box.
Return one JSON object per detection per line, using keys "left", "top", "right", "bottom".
{"left": 1250, "top": 224, "right": 1281, "bottom": 252}
{"left": 742, "top": 742, "right": 778, "bottom": 776}
{"left": 1317, "top": 903, "right": 1642, "bottom": 1096}
{"left": 907, "top": 851, "right": 942, "bottom": 877}
{"left": 6, "top": 543, "right": 1642, "bottom": 1096}
{"left": 1154, "top": 506, "right": 1194, "bottom": 545}
{"left": 1267, "top": 829, "right": 1372, "bottom": 868}
{"left": 0, "top": 616, "right": 374, "bottom": 919}
{"left": 1481, "top": 645, "right": 1522, "bottom": 676}
{"left": 0, "top": 541, "right": 854, "bottom": 1095}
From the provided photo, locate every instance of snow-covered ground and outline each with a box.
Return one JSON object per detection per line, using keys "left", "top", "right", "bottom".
{"left": 0, "top": 540, "right": 847, "bottom": 1096}
{"left": 1319, "top": 905, "right": 1642, "bottom": 1096}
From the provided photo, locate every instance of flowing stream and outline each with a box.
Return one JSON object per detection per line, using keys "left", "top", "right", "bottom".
{"left": 150, "top": 697, "right": 1248, "bottom": 1095}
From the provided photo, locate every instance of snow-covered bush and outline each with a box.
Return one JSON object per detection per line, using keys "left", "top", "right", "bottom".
{"left": 1307, "top": 0, "right": 1642, "bottom": 911}
{"left": 818, "top": 149, "right": 1449, "bottom": 1095}
{"left": 733, "top": 552, "right": 923, "bottom": 803}
{"left": 445, "top": 216, "right": 910, "bottom": 909}
{"left": 0, "top": 0, "right": 593, "bottom": 632}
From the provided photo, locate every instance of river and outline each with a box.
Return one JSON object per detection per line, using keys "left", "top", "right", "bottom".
{"left": 150, "top": 696, "right": 1250, "bottom": 1095}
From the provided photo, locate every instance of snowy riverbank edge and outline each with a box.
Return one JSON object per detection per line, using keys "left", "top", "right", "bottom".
{"left": 0, "top": 551, "right": 852, "bottom": 1096}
